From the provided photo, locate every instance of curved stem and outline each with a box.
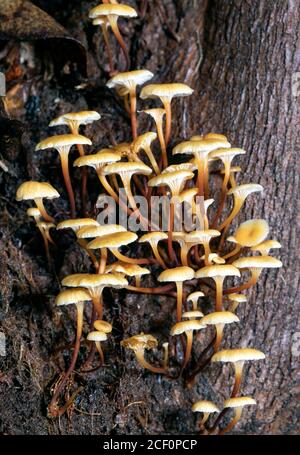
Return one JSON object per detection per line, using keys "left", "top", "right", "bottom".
{"left": 219, "top": 408, "right": 243, "bottom": 435}
{"left": 34, "top": 198, "right": 54, "bottom": 222}
{"left": 151, "top": 244, "right": 167, "bottom": 269}
{"left": 214, "top": 324, "right": 224, "bottom": 352}
{"left": 156, "top": 119, "right": 168, "bottom": 168}
{"left": 222, "top": 244, "right": 241, "bottom": 260}
{"left": 144, "top": 146, "right": 160, "bottom": 175}
{"left": 60, "top": 150, "right": 76, "bottom": 218}
{"left": 126, "top": 284, "right": 176, "bottom": 297}
{"left": 135, "top": 349, "right": 166, "bottom": 374}
{"left": 98, "top": 173, "right": 119, "bottom": 202}
{"left": 101, "top": 22, "right": 115, "bottom": 75}
{"left": 232, "top": 361, "right": 244, "bottom": 397}
{"left": 181, "top": 330, "right": 193, "bottom": 371}
{"left": 224, "top": 270, "right": 260, "bottom": 295}
{"left": 76, "top": 143, "right": 88, "bottom": 216}
{"left": 218, "top": 198, "right": 243, "bottom": 231}
{"left": 108, "top": 16, "right": 130, "bottom": 70}
{"left": 48, "top": 301, "right": 84, "bottom": 417}
{"left": 112, "top": 249, "right": 156, "bottom": 265}
{"left": 95, "top": 341, "right": 104, "bottom": 365}
{"left": 77, "top": 238, "right": 99, "bottom": 269}
{"left": 176, "top": 282, "right": 183, "bottom": 321}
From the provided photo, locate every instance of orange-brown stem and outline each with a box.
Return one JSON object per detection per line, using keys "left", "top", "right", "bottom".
{"left": 60, "top": 151, "right": 76, "bottom": 218}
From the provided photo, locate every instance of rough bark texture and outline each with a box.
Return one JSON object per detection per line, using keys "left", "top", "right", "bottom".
{"left": 0, "top": 0, "right": 299, "bottom": 435}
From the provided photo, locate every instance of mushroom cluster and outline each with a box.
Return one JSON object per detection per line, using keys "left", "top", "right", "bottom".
{"left": 14, "top": 1, "right": 282, "bottom": 433}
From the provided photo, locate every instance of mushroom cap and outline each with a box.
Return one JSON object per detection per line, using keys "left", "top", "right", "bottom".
{"left": 87, "top": 231, "right": 138, "bottom": 249}
{"left": 228, "top": 293, "right": 247, "bottom": 303}
{"left": 16, "top": 181, "right": 60, "bottom": 201}
{"left": 227, "top": 183, "right": 263, "bottom": 198}
{"left": 209, "top": 147, "right": 246, "bottom": 161}
{"left": 140, "top": 83, "right": 193, "bottom": 101}
{"left": 178, "top": 187, "right": 198, "bottom": 203}
{"left": 171, "top": 231, "right": 186, "bottom": 246}
{"left": 141, "top": 108, "right": 166, "bottom": 121}
{"left": 56, "top": 218, "right": 99, "bottom": 231}
{"left": 162, "top": 163, "right": 197, "bottom": 174}
{"left": 232, "top": 219, "right": 269, "bottom": 247}
{"left": 170, "top": 319, "right": 206, "bottom": 335}
{"left": 195, "top": 264, "right": 240, "bottom": 279}
{"left": 200, "top": 311, "right": 239, "bottom": 326}
{"left": 200, "top": 253, "right": 226, "bottom": 264}
{"left": 105, "top": 262, "right": 150, "bottom": 277}
{"left": 250, "top": 239, "right": 282, "bottom": 252}
{"left": 192, "top": 400, "right": 220, "bottom": 413}
{"left": 103, "top": 161, "right": 152, "bottom": 177}
{"left": 148, "top": 170, "right": 194, "bottom": 192}
{"left": 89, "top": 4, "right": 138, "bottom": 19}
{"left": 132, "top": 132, "right": 157, "bottom": 153}
{"left": 185, "top": 229, "right": 221, "bottom": 244}
{"left": 87, "top": 331, "right": 107, "bottom": 342}
{"left": 204, "top": 133, "right": 229, "bottom": 141}
{"left": 55, "top": 288, "right": 92, "bottom": 306}
{"left": 139, "top": 231, "right": 168, "bottom": 244}
{"left": 94, "top": 320, "right": 112, "bottom": 333}
{"left": 49, "top": 111, "right": 100, "bottom": 127}
{"left": 211, "top": 348, "right": 266, "bottom": 363}
{"left": 158, "top": 266, "right": 195, "bottom": 283}
{"left": 121, "top": 333, "right": 158, "bottom": 351}
{"left": 182, "top": 310, "right": 204, "bottom": 318}
{"left": 73, "top": 152, "right": 120, "bottom": 168}
{"left": 223, "top": 397, "right": 256, "bottom": 409}
{"left": 27, "top": 207, "right": 41, "bottom": 217}
{"left": 36, "top": 134, "right": 92, "bottom": 150}
{"left": 187, "top": 291, "right": 205, "bottom": 303}
{"left": 107, "top": 70, "right": 153, "bottom": 90}
{"left": 173, "top": 139, "right": 231, "bottom": 157}
{"left": 77, "top": 224, "right": 126, "bottom": 239}
{"left": 232, "top": 255, "right": 282, "bottom": 269}
{"left": 62, "top": 273, "right": 128, "bottom": 289}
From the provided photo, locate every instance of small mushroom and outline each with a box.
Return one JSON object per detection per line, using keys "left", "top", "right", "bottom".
{"left": 121, "top": 333, "right": 166, "bottom": 374}
{"left": 220, "top": 165, "right": 242, "bottom": 189}
{"left": 211, "top": 348, "right": 265, "bottom": 397}
{"left": 36, "top": 134, "right": 92, "bottom": 217}
{"left": 140, "top": 108, "right": 167, "bottom": 168}
{"left": 139, "top": 232, "right": 168, "bottom": 268}
{"left": 16, "top": 181, "right": 60, "bottom": 222}
{"left": 89, "top": 4, "right": 138, "bottom": 70}
{"left": 140, "top": 83, "right": 194, "bottom": 145}
{"left": 107, "top": 70, "right": 153, "bottom": 138}
{"left": 192, "top": 400, "right": 220, "bottom": 430}
{"left": 92, "top": 16, "right": 114, "bottom": 74}
{"left": 195, "top": 264, "right": 241, "bottom": 311}
{"left": 171, "top": 319, "right": 206, "bottom": 370}
{"left": 27, "top": 208, "right": 54, "bottom": 264}
{"left": 227, "top": 293, "right": 247, "bottom": 313}
{"left": 62, "top": 273, "right": 128, "bottom": 320}
{"left": 87, "top": 331, "right": 108, "bottom": 364}
{"left": 250, "top": 239, "right": 281, "bottom": 255}
{"left": 185, "top": 229, "right": 221, "bottom": 266}
{"left": 200, "top": 311, "right": 239, "bottom": 352}
{"left": 219, "top": 396, "right": 256, "bottom": 435}
{"left": 187, "top": 291, "right": 205, "bottom": 311}
{"left": 223, "top": 219, "right": 269, "bottom": 260}
{"left": 182, "top": 310, "right": 204, "bottom": 319}
{"left": 158, "top": 266, "right": 195, "bottom": 321}
{"left": 132, "top": 132, "right": 160, "bottom": 174}
{"left": 105, "top": 262, "right": 150, "bottom": 287}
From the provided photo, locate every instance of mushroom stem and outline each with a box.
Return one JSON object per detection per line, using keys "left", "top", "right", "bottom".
{"left": 95, "top": 341, "right": 104, "bottom": 365}
{"left": 129, "top": 90, "right": 138, "bottom": 139}
{"left": 101, "top": 22, "right": 115, "bottom": 75}
{"left": 212, "top": 163, "right": 231, "bottom": 227}
{"left": 76, "top": 143, "right": 88, "bottom": 216}
{"left": 218, "top": 198, "right": 243, "bottom": 231}
{"left": 77, "top": 238, "right": 99, "bottom": 269}
{"left": 219, "top": 407, "right": 243, "bottom": 435}
{"left": 34, "top": 198, "right": 54, "bottom": 222}
{"left": 108, "top": 16, "right": 130, "bottom": 70}
{"left": 168, "top": 200, "right": 175, "bottom": 262}
{"left": 224, "top": 270, "right": 260, "bottom": 294}
{"left": 92, "top": 293, "right": 103, "bottom": 319}
{"left": 163, "top": 343, "right": 169, "bottom": 370}
{"left": 214, "top": 324, "right": 224, "bottom": 352}
{"left": 99, "top": 247, "right": 108, "bottom": 274}
{"left": 48, "top": 301, "right": 84, "bottom": 417}
{"left": 112, "top": 249, "right": 155, "bottom": 265}
{"left": 122, "top": 180, "right": 149, "bottom": 230}
{"left": 135, "top": 348, "right": 166, "bottom": 374}
{"left": 215, "top": 276, "right": 225, "bottom": 311}
{"left": 162, "top": 99, "right": 172, "bottom": 145}
{"left": 176, "top": 281, "right": 183, "bottom": 321}
{"left": 180, "top": 245, "right": 189, "bottom": 266}
{"left": 98, "top": 173, "right": 119, "bottom": 202}
{"left": 232, "top": 360, "right": 244, "bottom": 397}
{"left": 199, "top": 412, "right": 210, "bottom": 428}
{"left": 59, "top": 149, "right": 76, "bottom": 218}
{"left": 135, "top": 275, "right": 141, "bottom": 287}
{"left": 156, "top": 119, "right": 168, "bottom": 168}
{"left": 203, "top": 242, "right": 211, "bottom": 266}
{"left": 182, "top": 330, "right": 194, "bottom": 371}
{"left": 222, "top": 245, "right": 241, "bottom": 260}
{"left": 143, "top": 146, "right": 160, "bottom": 175}
{"left": 126, "top": 284, "right": 176, "bottom": 297}
{"left": 40, "top": 228, "right": 51, "bottom": 268}
{"left": 151, "top": 244, "right": 167, "bottom": 269}
{"left": 194, "top": 156, "right": 206, "bottom": 197}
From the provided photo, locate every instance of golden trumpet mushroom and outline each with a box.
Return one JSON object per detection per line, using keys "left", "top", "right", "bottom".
{"left": 107, "top": 70, "right": 153, "bottom": 139}
{"left": 185, "top": 229, "right": 221, "bottom": 266}
{"left": 171, "top": 319, "right": 206, "bottom": 370}
{"left": 211, "top": 348, "right": 265, "bottom": 397}
{"left": 158, "top": 266, "right": 195, "bottom": 321}
{"left": 219, "top": 397, "right": 256, "bottom": 435}
{"left": 195, "top": 265, "right": 240, "bottom": 311}
{"left": 140, "top": 108, "right": 167, "bottom": 167}
{"left": 87, "top": 331, "right": 108, "bottom": 364}
{"left": 250, "top": 239, "right": 281, "bottom": 255}
{"left": 16, "top": 181, "right": 59, "bottom": 223}
{"left": 227, "top": 293, "right": 247, "bottom": 313}
{"left": 132, "top": 132, "right": 160, "bottom": 174}
{"left": 140, "top": 83, "right": 194, "bottom": 145}
{"left": 187, "top": 291, "right": 205, "bottom": 311}
{"left": 192, "top": 400, "right": 220, "bottom": 430}
{"left": 121, "top": 333, "right": 166, "bottom": 374}
{"left": 139, "top": 232, "right": 168, "bottom": 268}
{"left": 223, "top": 219, "right": 269, "bottom": 260}
{"left": 200, "top": 311, "right": 239, "bottom": 352}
